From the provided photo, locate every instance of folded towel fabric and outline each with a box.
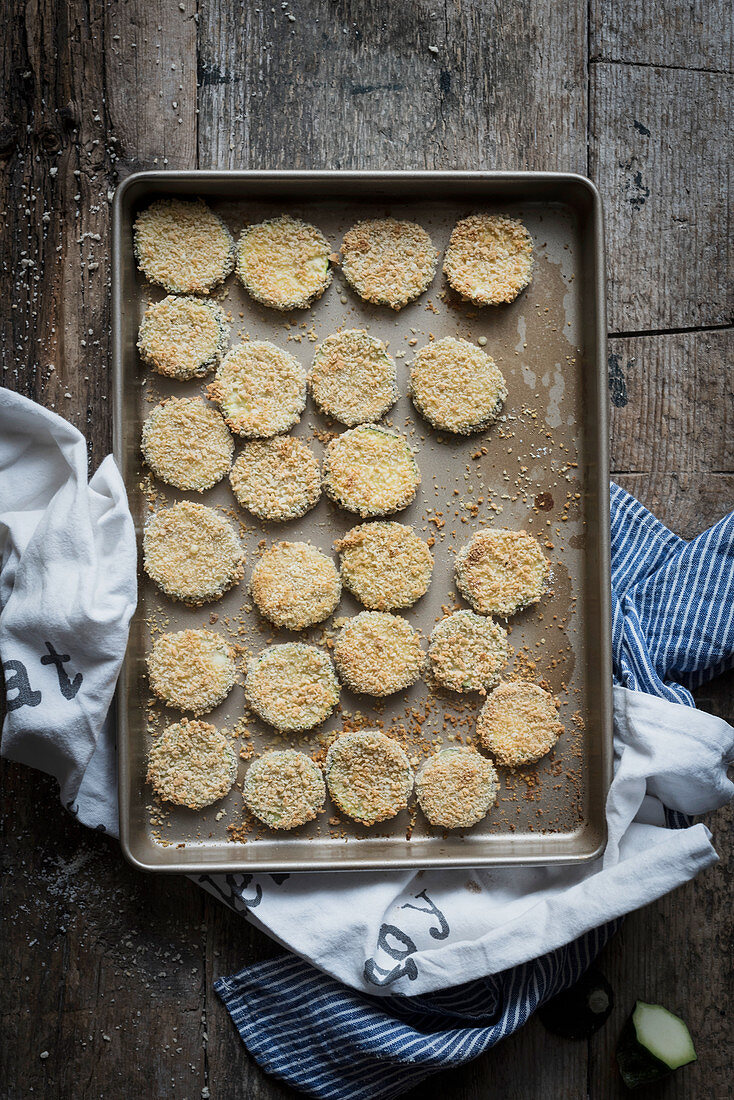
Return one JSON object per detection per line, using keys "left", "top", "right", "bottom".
{"left": 1, "top": 391, "right": 732, "bottom": 1100}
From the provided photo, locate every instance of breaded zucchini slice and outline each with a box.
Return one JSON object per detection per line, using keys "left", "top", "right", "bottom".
{"left": 309, "top": 329, "right": 397, "bottom": 426}
{"left": 208, "top": 341, "right": 306, "bottom": 438}
{"left": 229, "top": 436, "right": 321, "bottom": 521}
{"left": 334, "top": 521, "right": 433, "bottom": 611}
{"left": 141, "top": 397, "right": 234, "bottom": 492}
{"left": 416, "top": 748, "right": 498, "bottom": 829}
{"left": 133, "top": 198, "right": 235, "bottom": 295}
{"left": 244, "top": 643, "right": 340, "bottom": 732}
{"left": 137, "top": 295, "right": 229, "bottom": 380}
{"left": 236, "top": 215, "right": 331, "bottom": 310}
{"left": 143, "top": 501, "right": 244, "bottom": 606}
{"left": 250, "top": 541, "right": 341, "bottom": 631}
{"left": 322, "top": 425, "right": 420, "bottom": 518}
{"left": 443, "top": 213, "right": 533, "bottom": 306}
{"left": 147, "top": 718, "right": 237, "bottom": 810}
{"left": 455, "top": 528, "right": 550, "bottom": 617}
{"left": 244, "top": 750, "right": 326, "bottom": 830}
{"left": 147, "top": 629, "right": 237, "bottom": 715}
{"left": 477, "top": 680, "right": 563, "bottom": 765}
{"left": 410, "top": 336, "right": 507, "bottom": 434}
{"left": 334, "top": 611, "right": 424, "bottom": 696}
{"left": 428, "top": 610, "right": 509, "bottom": 693}
{"left": 325, "top": 730, "right": 413, "bottom": 825}
{"left": 340, "top": 218, "right": 438, "bottom": 310}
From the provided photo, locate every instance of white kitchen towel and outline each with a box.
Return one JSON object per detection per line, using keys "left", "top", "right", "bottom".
{"left": 1, "top": 392, "right": 733, "bottom": 1020}
{"left": 0, "top": 389, "right": 136, "bottom": 828}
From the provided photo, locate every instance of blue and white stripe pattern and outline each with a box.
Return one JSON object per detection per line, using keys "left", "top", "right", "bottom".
{"left": 215, "top": 484, "right": 734, "bottom": 1099}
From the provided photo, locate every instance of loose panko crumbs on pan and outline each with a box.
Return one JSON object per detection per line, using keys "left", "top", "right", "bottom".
{"left": 132, "top": 198, "right": 588, "bottom": 857}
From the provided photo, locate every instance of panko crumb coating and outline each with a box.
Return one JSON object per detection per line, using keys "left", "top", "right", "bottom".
{"left": 229, "top": 436, "right": 321, "bottom": 522}
{"left": 243, "top": 750, "right": 326, "bottom": 830}
{"left": 236, "top": 215, "right": 331, "bottom": 310}
{"left": 147, "top": 629, "right": 237, "bottom": 714}
{"left": 455, "top": 528, "right": 550, "bottom": 617}
{"left": 416, "top": 748, "right": 499, "bottom": 829}
{"left": 146, "top": 718, "right": 237, "bottom": 810}
{"left": 208, "top": 341, "right": 306, "bottom": 438}
{"left": 334, "top": 521, "right": 433, "bottom": 611}
{"left": 322, "top": 425, "right": 420, "bottom": 518}
{"left": 133, "top": 198, "right": 235, "bottom": 295}
{"left": 137, "top": 295, "right": 229, "bottom": 380}
{"left": 334, "top": 611, "right": 424, "bottom": 696}
{"left": 250, "top": 541, "right": 341, "bottom": 631}
{"left": 477, "top": 680, "right": 563, "bottom": 766}
{"left": 141, "top": 397, "right": 234, "bottom": 492}
{"left": 244, "top": 643, "right": 340, "bottom": 732}
{"left": 143, "top": 501, "right": 244, "bottom": 606}
{"left": 428, "top": 610, "right": 509, "bottom": 693}
{"left": 340, "top": 218, "right": 438, "bottom": 310}
{"left": 325, "top": 730, "right": 413, "bottom": 825}
{"left": 410, "top": 336, "right": 507, "bottom": 435}
{"left": 443, "top": 213, "right": 533, "bottom": 306}
{"left": 309, "top": 329, "right": 398, "bottom": 426}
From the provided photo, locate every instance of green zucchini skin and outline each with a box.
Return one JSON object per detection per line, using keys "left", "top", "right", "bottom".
{"left": 538, "top": 969, "right": 614, "bottom": 1040}
{"left": 616, "top": 1001, "right": 697, "bottom": 1089}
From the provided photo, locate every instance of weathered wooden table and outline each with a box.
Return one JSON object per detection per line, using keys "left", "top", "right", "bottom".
{"left": 1, "top": 2, "right": 732, "bottom": 1096}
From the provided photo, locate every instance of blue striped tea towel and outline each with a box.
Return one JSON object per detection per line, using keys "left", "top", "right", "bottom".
{"left": 213, "top": 484, "right": 734, "bottom": 1100}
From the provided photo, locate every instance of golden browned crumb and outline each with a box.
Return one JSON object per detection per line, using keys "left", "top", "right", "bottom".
{"left": 229, "top": 436, "right": 321, "bottom": 521}
{"left": 208, "top": 341, "right": 306, "bottom": 438}
{"left": 428, "top": 610, "right": 509, "bottom": 693}
{"left": 250, "top": 542, "right": 341, "bottom": 630}
{"left": 455, "top": 528, "right": 550, "bottom": 617}
{"left": 334, "top": 612, "right": 424, "bottom": 696}
{"left": 309, "top": 329, "right": 397, "bottom": 425}
{"left": 137, "top": 295, "right": 229, "bottom": 380}
{"left": 243, "top": 750, "right": 326, "bottom": 829}
{"left": 244, "top": 643, "right": 340, "bottom": 732}
{"left": 325, "top": 730, "right": 413, "bottom": 825}
{"left": 335, "top": 521, "right": 433, "bottom": 610}
{"left": 141, "top": 397, "right": 234, "bottom": 491}
{"left": 143, "top": 501, "right": 244, "bottom": 605}
{"left": 340, "top": 218, "right": 438, "bottom": 309}
{"left": 443, "top": 213, "right": 533, "bottom": 305}
{"left": 416, "top": 748, "right": 498, "bottom": 828}
{"left": 322, "top": 426, "right": 420, "bottom": 517}
{"left": 410, "top": 337, "right": 507, "bottom": 434}
{"left": 236, "top": 215, "right": 331, "bottom": 310}
{"left": 477, "top": 681, "right": 563, "bottom": 765}
{"left": 147, "top": 718, "right": 237, "bottom": 810}
{"left": 147, "top": 629, "right": 237, "bottom": 714}
{"left": 133, "top": 199, "right": 234, "bottom": 294}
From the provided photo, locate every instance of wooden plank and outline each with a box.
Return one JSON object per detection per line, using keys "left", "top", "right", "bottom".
{"left": 197, "top": 0, "right": 588, "bottom": 173}
{"left": 610, "top": 330, "right": 734, "bottom": 476}
{"left": 591, "top": 0, "right": 733, "bottom": 72}
{"left": 590, "top": 64, "right": 732, "bottom": 333}
{"left": 614, "top": 473, "right": 734, "bottom": 538}
{"left": 0, "top": 760, "right": 208, "bottom": 1099}
{"left": 104, "top": 0, "right": 198, "bottom": 174}
{"left": 0, "top": 0, "right": 115, "bottom": 466}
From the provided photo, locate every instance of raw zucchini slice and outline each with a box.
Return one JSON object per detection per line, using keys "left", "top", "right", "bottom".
{"left": 616, "top": 1001, "right": 697, "bottom": 1089}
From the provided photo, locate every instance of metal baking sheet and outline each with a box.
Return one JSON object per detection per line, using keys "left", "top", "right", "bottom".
{"left": 112, "top": 171, "right": 612, "bottom": 873}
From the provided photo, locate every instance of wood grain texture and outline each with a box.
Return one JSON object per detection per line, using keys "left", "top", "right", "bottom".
{"left": 610, "top": 329, "right": 734, "bottom": 477}
{"left": 590, "top": 63, "right": 732, "bottom": 333}
{"left": 1, "top": 0, "right": 732, "bottom": 1097}
{"left": 591, "top": 0, "right": 734, "bottom": 72}
{"left": 197, "top": 0, "right": 588, "bottom": 173}
{"left": 104, "top": 0, "right": 198, "bottom": 175}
